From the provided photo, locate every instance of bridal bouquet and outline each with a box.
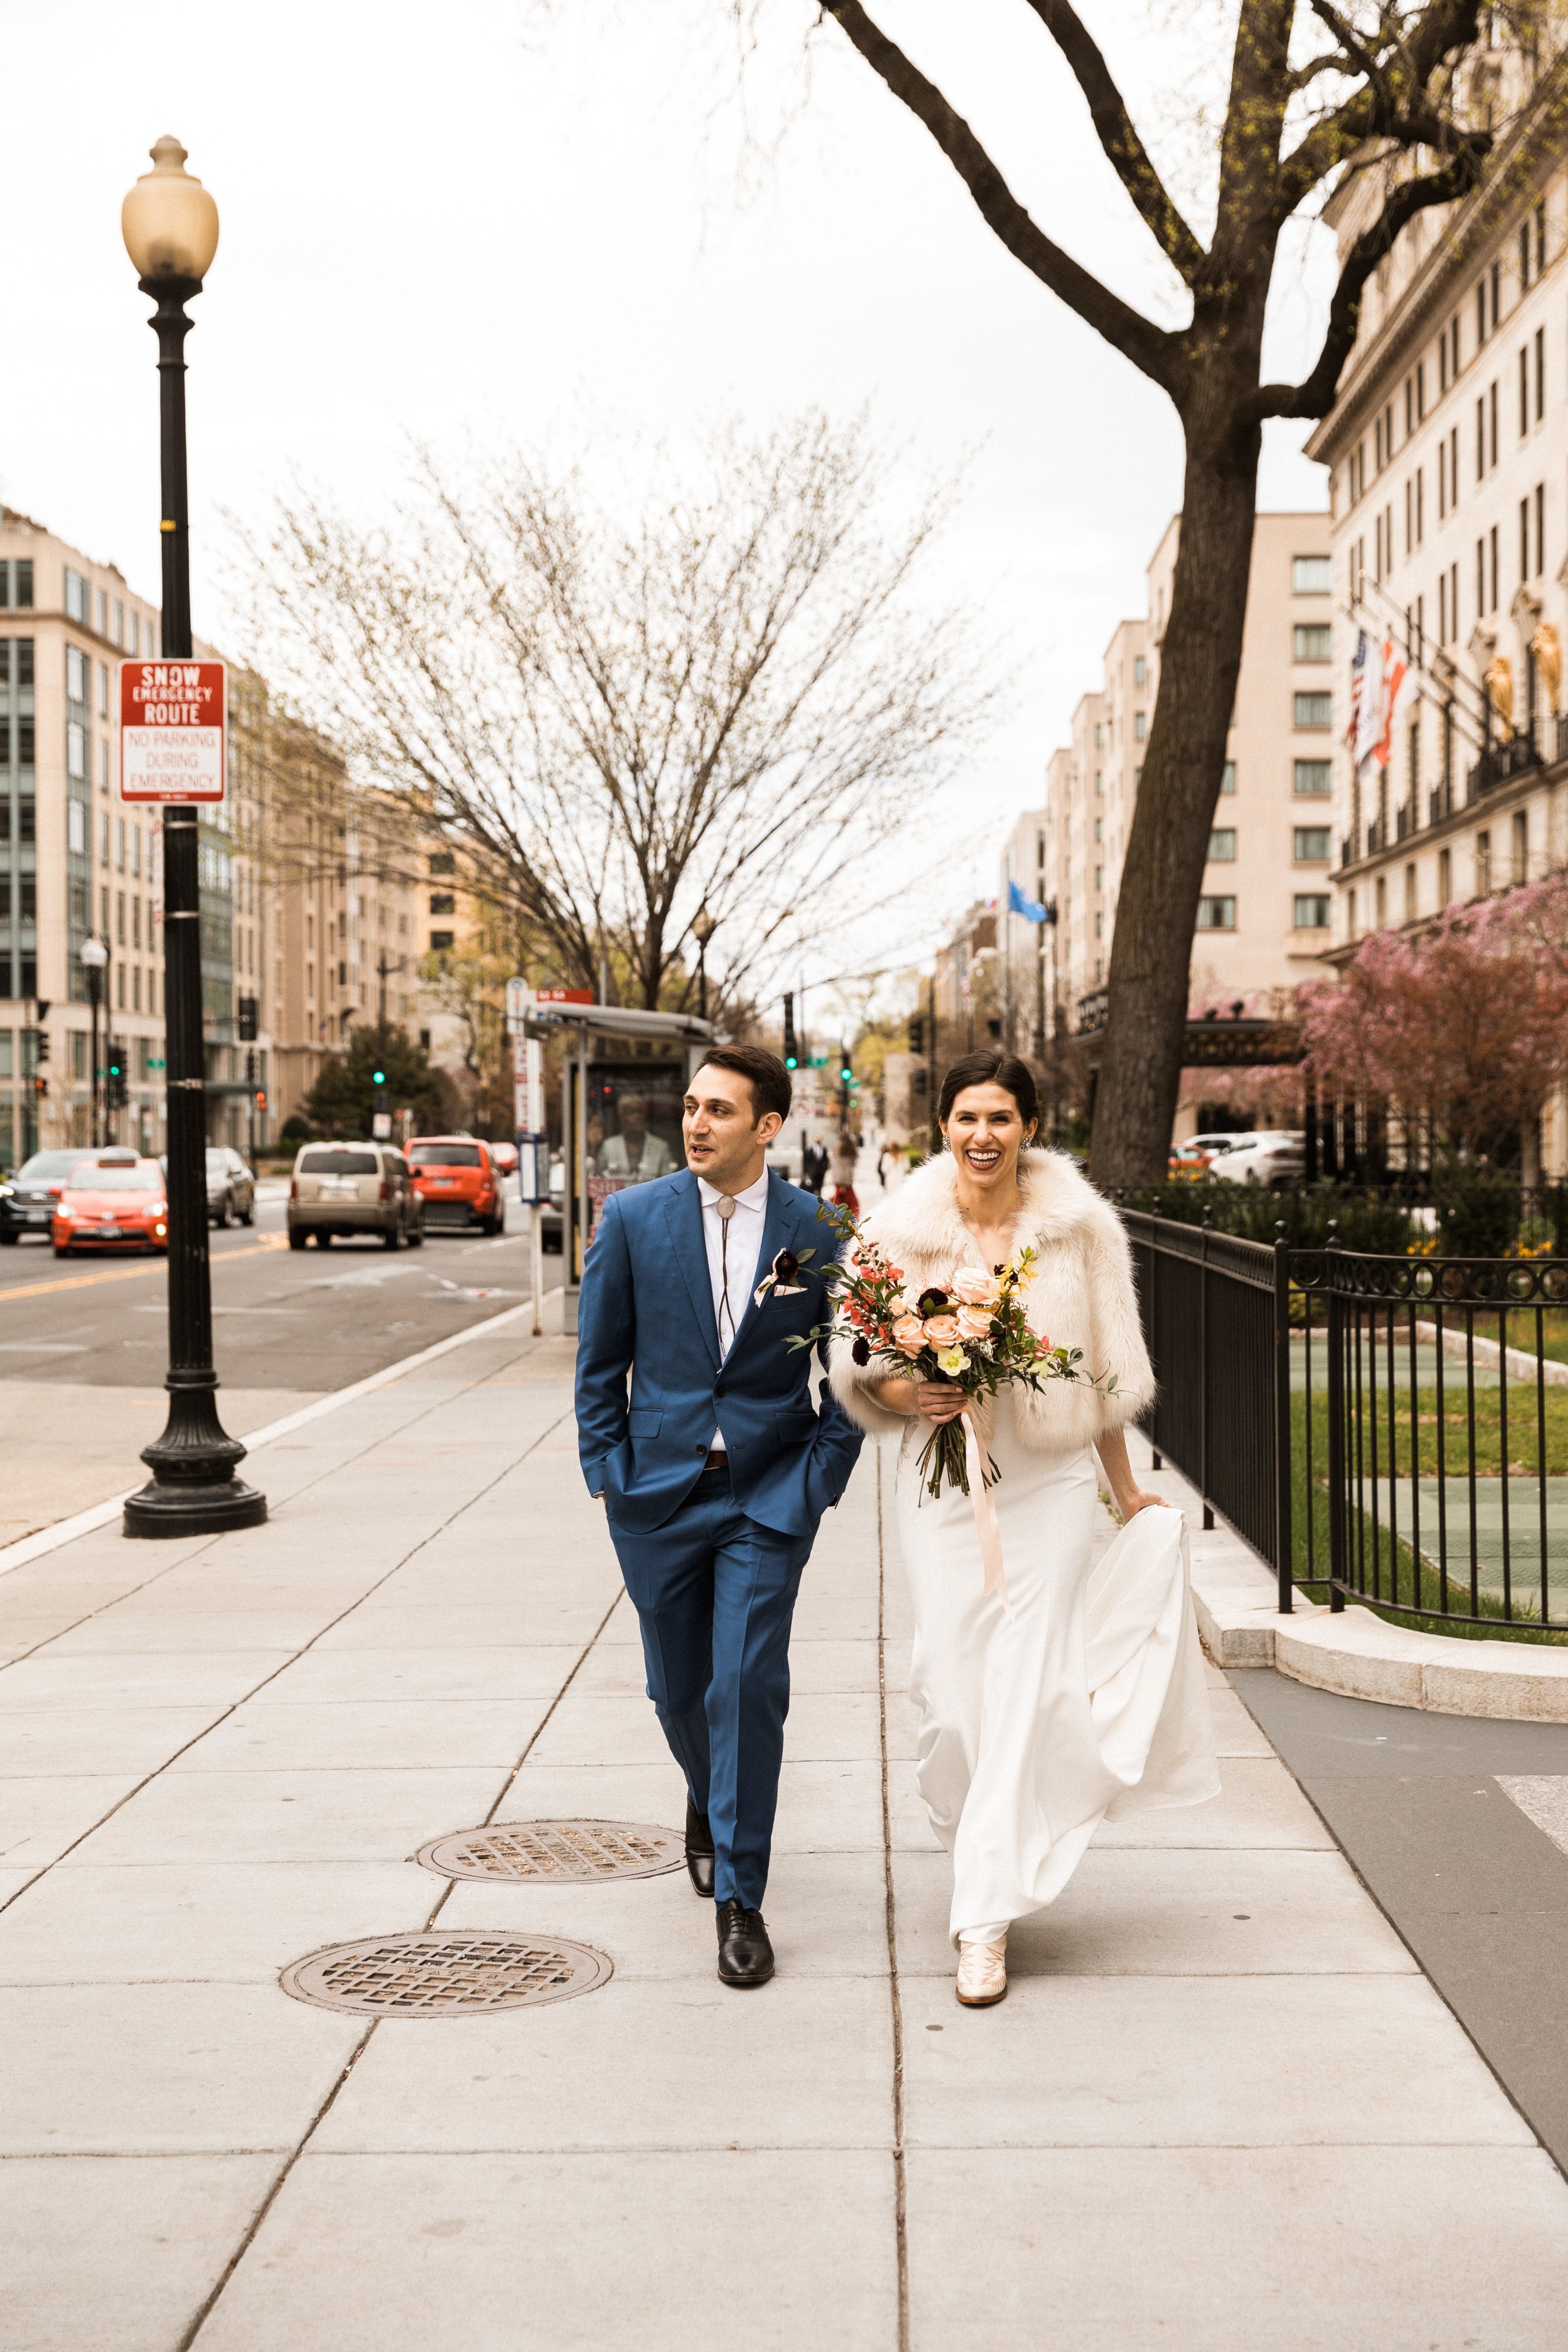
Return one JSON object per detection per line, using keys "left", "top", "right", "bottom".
{"left": 757, "top": 1208, "right": 1114, "bottom": 1504}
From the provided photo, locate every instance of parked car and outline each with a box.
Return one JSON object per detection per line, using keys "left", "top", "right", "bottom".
{"left": 206, "top": 1146, "right": 256, "bottom": 1227}
{"left": 286, "top": 1141, "right": 423, "bottom": 1250}
{"left": 0, "top": 1147, "right": 99, "bottom": 1243}
{"left": 51, "top": 1150, "right": 169, "bottom": 1257}
{"left": 487, "top": 1140, "right": 519, "bottom": 1175}
{"left": 406, "top": 1136, "right": 505, "bottom": 1235}
{"left": 1207, "top": 1131, "right": 1305, "bottom": 1188}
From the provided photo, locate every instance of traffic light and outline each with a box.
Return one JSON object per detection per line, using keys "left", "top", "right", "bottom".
{"left": 781, "top": 991, "right": 798, "bottom": 1071}
{"left": 106, "top": 1043, "right": 128, "bottom": 1111}
{"left": 236, "top": 995, "right": 259, "bottom": 1043}
{"left": 372, "top": 1067, "right": 386, "bottom": 1087}
{"left": 908, "top": 1012, "right": 925, "bottom": 1055}
{"left": 839, "top": 1048, "right": 853, "bottom": 1083}
{"left": 34, "top": 1028, "right": 50, "bottom": 1065}
{"left": 255, "top": 1090, "right": 268, "bottom": 1112}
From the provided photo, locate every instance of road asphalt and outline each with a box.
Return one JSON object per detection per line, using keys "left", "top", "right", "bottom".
{"left": 2, "top": 1314, "right": 1566, "bottom": 2350}
{"left": 0, "top": 1181, "right": 559, "bottom": 1548}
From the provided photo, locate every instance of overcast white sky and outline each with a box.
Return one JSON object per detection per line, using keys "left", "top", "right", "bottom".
{"left": 5, "top": 0, "right": 1331, "bottom": 1007}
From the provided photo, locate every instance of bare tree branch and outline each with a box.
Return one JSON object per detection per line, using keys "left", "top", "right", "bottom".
{"left": 819, "top": 0, "right": 1179, "bottom": 390}
{"left": 1255, "top": 149, "right": 1486, "bottom": 418}
{"left": 1020, "top": 0, "right": 1206, "bottom": 283}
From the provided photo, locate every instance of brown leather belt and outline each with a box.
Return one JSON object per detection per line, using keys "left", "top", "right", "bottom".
{"left": 700, "top": 1448, "right": 730, "bottom": 1473}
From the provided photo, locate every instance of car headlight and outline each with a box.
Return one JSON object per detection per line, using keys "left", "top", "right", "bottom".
{"left": 57, "top": 1206, "right": 75, "bottom": 1221}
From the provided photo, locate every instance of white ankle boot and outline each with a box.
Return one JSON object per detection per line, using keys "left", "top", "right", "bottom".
{"left": 955, "top": 1935, "right": 1008, "bottom": 2007}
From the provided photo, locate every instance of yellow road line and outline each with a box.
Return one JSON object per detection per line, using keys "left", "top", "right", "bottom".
{"left": 0, "top": 1234, "right": 286, "bottom": 1305}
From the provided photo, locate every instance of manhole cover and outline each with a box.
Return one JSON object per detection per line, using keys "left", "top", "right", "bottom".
{"left": 416, "top": 1819, "right": 684, "bottom": 1884}
{"left": 279, "top": 1932, "right": 611, "bottom": 2016}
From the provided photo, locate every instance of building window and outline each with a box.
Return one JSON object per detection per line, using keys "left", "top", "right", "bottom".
{"left": 1293, "top": 894, "right": 1332, "bottom": 929}
{"left": 1513, "top": 808, "right": 1529, "bottom": 880}
{"left": 1293, "top": 827, "right": 1331, "bottom": 861}
{"left": 1404, "top": 862, "right": 1417, "bottom": 923}
{"left": 66, "top": 646, "right": 88, "bottom": 704}
{"left": 428, "top": 850, "right": 456, "bottom": 876}
{"left": 67, "top": 723, "right": 88, "bottom": 780}
{"left": 1133, "top": 710, "right": 1146, "bottom": 740}
{"left": 1476, "top": 830, "right": 1492, "bottom": 893}
{"left": 1195, "top": 896, "right": 1236, "bottom": 930}
{"left": 1293, "top": 624, "right": 1332, "bottom": 661}
{"left": 63, "top": 568, "right": 88, "bottom": 623}
{"left": 429, "top": 930, "right": 456, "bottom": 953}
{"left": 1375, "top": 876, "right": 1387, "bottom": 926}
{"left": 1208, "top": 828, "right": 1237, "bottom": 862}
{"left": 1519, "top": 343, "right": 1529, "bottom": 439}
{"left": 67, "top": 801, "right": 86, "bottom": 853}
{"left": 1292, "top": 555, "right": 1332, "bottom": 593}
{"left": 1293, "top": 693, "right": 1332, "bottom": 730}
{"left": 429, "top": 891, "right": 456, "bottom": 915}
{"left": 1221, "top": 761, "right": 1237, "bottom": 794}
{"left": 1133, "top": 655, "right": 1146, "bottom": 686}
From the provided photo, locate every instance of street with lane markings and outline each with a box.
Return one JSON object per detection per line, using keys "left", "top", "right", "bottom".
{"left": 0, "top": 1180, "right": 560, "bottom": 1547}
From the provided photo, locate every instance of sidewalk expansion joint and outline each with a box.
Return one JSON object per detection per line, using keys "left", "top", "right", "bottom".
{"left": 877, "top": 1442, "right": 911, "bottom": 2352}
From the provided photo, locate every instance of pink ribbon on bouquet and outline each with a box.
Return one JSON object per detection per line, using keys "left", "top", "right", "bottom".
{"left": 959, "top": 1407, "right": 1011, "bottom": 1615}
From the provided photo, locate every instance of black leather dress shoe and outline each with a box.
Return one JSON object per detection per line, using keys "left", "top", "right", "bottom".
{"left": 716, "top": 1897, "right": 774, "bottom": 1988}
{"left": 684, "top": 1800, "right": 715, "bottom": 1899}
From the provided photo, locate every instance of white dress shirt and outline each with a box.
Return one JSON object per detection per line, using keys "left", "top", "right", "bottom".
{"left": 698, "top": 1167, "right": 771, "bottom": 1453}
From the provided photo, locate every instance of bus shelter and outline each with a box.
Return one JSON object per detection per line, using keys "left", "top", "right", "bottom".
{"left": 520, "top": 1001, "right": 717, "bottom": 1331}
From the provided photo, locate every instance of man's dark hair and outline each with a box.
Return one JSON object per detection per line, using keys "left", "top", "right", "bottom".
{"left": 693, "top": 1044, "right": 792, "bottom": 1125}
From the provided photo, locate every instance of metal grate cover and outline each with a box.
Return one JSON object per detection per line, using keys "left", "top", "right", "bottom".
{"left": 279, "top": 1931, "right": 611, "bottom": 2016}
{"left": 416, "top": 1818, "right": 684, "bottom": 1885}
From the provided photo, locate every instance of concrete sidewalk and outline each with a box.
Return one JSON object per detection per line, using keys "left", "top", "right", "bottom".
{"left": 2, "top": 1323, "right": 1567, "bottom": 2350}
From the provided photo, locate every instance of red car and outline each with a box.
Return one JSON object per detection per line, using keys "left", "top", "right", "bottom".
{"left": 406, "top": 1136, "right": 505, "bottom": 1235}
{"left": 52, "top": 1150, "right": 169, "bottom": 1256}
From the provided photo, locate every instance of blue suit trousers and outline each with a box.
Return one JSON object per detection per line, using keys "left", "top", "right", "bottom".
{"left": 607, "top": 1463, "right": 814, "bottom": 1910}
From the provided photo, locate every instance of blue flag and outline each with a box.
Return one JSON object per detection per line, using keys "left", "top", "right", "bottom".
{"left": 1008, "top": 878, "right": 1049, "bottom": 924}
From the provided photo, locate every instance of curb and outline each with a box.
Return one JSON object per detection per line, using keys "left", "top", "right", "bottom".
{"left": 1134, "top": 1438, "right": 1568, "bottom": 1722}
{"left": 0, "top": 1295, "right": 554, "bottom": 1583}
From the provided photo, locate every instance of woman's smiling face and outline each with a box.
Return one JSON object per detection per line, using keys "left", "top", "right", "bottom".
{"left": 942, "top": 1083, "right": 1035, "bottom": 1192}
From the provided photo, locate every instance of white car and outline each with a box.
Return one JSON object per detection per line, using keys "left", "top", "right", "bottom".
{"left": 1207, "top": 1131, "right": 1305, "bottom": 1188}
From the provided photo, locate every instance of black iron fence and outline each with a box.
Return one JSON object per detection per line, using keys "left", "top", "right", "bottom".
{"left": 1123, "top": 1211, "right": 1568, "bottom": 1635}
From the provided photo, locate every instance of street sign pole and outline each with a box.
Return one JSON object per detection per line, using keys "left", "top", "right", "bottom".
{"left": 508, "top": 981, "right": 549, "bottom": 1337}
{"left": 118, "top": 294, "right": 263, "bottom": 1536}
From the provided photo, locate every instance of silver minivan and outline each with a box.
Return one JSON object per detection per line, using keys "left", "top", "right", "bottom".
{"left": 287, "top": 1142, "right": 424, "bottom": 1250}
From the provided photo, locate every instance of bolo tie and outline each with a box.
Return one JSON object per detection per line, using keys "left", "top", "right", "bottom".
{"left": 716, "top": 1193, "right": 738, "bottom": 1350}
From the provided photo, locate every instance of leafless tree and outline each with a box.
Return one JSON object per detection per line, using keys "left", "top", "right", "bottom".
{"left": 666, "top": 0, "right": 1540, "bottom": 1177}
{"left": 233, "top": 412, "right": 994, "bottom": 1016}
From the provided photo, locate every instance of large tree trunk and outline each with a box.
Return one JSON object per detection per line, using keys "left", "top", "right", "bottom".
{"left": 1089, "top": 348, "right": 1263, "bottom": 1186}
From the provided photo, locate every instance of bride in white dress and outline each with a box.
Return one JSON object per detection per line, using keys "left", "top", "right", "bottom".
{"left": 830, "top": 1051, "right": 1217, "bottom": 2007}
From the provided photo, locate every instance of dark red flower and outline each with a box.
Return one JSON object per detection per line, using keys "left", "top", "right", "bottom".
{"left": 851, "top": 1334, "right": 871, "bottom": 1365}
{"left": 917, "top": 1288, "right": 950, "bottom": 1318}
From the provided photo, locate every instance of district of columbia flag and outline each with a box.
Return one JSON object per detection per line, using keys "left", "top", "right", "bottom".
{"left": 1007, "top": 878, "right": 1049, "bottom": 923}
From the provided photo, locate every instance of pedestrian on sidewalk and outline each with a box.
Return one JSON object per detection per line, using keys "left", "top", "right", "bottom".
{"left": 829, "top": 1049, "right": 1216, "bottom": 2009}
{"left": 800, "top": 1135, "right": 830, "bottom": 1195}
{"left": 575, "top": 1044, "right": 864, "bottom": 1989}
{"left": 827, "top": 1135, "right": 859, "bottom": 1218}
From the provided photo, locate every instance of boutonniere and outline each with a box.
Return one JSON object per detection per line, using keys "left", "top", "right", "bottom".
{"left": 754, "top": 1245, "right": 815, "bottom": 1308}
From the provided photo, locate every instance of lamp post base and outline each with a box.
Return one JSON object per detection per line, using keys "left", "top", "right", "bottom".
{"left": 122, "top": 1379, "right": 267, "bottom": 1538}
{"left": 123, "top": 1475, "right": 268, "bottom": 1539}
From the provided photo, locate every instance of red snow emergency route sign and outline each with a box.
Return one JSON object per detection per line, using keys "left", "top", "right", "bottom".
{"left": 119, "top": 659, "right": 226, "bottom": 804}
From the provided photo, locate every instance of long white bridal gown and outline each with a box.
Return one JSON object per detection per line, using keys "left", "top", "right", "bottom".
{"left": 896, "top": 1388, "right": 1219, "bottom": 1946}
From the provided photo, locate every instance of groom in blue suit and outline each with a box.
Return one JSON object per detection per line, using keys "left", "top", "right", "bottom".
{"left": 575, "top": 1043, "right": 863, "bottom": 1987}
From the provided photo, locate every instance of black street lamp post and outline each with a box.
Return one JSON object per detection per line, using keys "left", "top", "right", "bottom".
{"left": 121, "top": 136, "right": 265, "bottom": 1539}
{"left": 692, "top": 907, "right": 717, "bottom": 1025}
{"left": 79, "top": 937, "right": 108, "bottom": 1146}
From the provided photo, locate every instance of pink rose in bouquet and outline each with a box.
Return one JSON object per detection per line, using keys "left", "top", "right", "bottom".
{"left": 955, "top": 1303, "right": 995, "bottom": 1342}
{"left": 951, "top": 1265, "right": 1001, "bottom": 1307}
{"left": 921, "top": 1312, "right": 962, "bottom": 1347}
{"left": 892, "top": 1314, "right": 927, "bottom": 1358}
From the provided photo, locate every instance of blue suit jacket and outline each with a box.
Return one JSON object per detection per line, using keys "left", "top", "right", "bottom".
{"left": 574, "top": 1168, "right": 865, "bottom": 1538}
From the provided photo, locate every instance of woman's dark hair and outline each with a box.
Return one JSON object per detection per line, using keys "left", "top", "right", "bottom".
{"left": 693, "top": 1043, "right": 793, "bottom": 1125}
{"left": 937, "top": 1050, "right": 1040, "bottom": 1131}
